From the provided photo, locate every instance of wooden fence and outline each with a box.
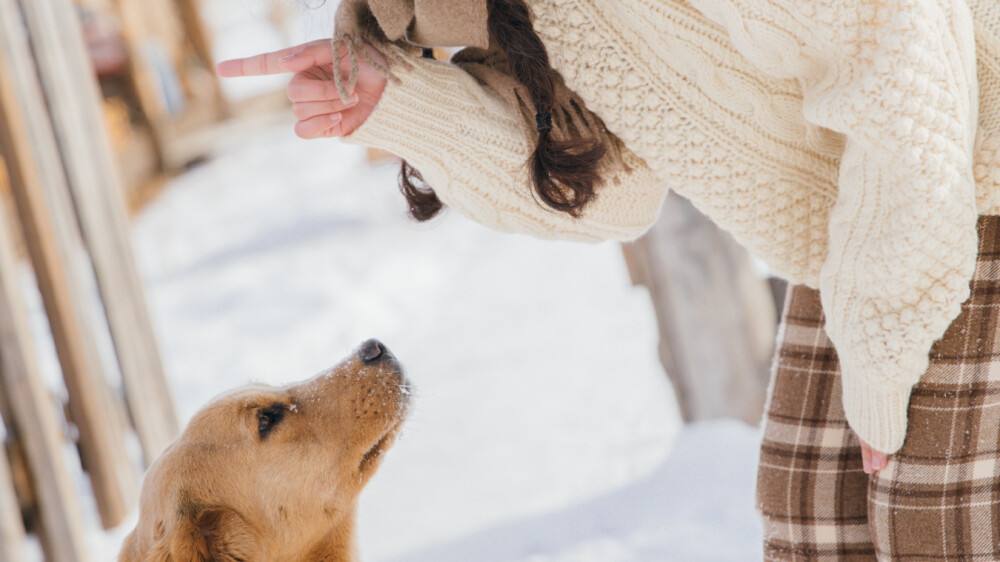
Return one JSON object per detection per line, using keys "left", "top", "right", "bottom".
{"left": 0, "top": 0, "right": 182, "bottom": 558}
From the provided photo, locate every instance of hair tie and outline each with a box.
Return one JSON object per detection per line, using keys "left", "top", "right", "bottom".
{"left": 535, "top": 112, "right": 553, "bottom": 133}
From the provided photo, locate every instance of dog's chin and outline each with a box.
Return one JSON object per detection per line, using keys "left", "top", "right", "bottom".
{"left": 356, "top": 368, "right": 411, "bottom": 475}
{"left": 358, "top": 418, "right": 405, "bottom": 475}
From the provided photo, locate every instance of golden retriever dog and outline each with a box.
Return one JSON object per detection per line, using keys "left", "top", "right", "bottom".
{"left": 118, "top": 339, "right": 410, "bottom": 561}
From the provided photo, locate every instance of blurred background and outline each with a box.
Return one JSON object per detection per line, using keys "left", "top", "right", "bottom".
{"left": 0, "top": 0, "right": 780, "bottom": 559}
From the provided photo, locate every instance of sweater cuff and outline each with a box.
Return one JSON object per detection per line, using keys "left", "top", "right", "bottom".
{"left": 344, "top": 55, "right": 516, "bottom": 172}
{"left": 840, "top": 374, "right": 913, "bottom": 455}
{"left": 345, "top": 64, "right": 440, "bottom": 154}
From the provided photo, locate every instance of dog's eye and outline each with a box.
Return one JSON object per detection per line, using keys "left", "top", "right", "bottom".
{"left": 256, "top": 404, "right": 286, "bottom": 439}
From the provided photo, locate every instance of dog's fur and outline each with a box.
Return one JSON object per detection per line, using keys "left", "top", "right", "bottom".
{"left": 118, "top": 340, "right": 410, "bottom": 561}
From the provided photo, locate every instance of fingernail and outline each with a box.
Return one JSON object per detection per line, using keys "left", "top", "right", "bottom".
{"left": 862, "top": 459, "right": 871, "bottom": 473}
{"left": 350, "top": 94, "right": 359, "bottom": 104}
{"left": 329, "top": 113, "right": 342, "bottom": 123}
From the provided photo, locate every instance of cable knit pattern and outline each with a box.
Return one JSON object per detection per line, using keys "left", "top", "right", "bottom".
{"left": 346, "top": 0, "right": 999, "bottom": 454}
{"left": 533, "top": 0, "right": 844, "bottom": 285}
{"left": 348, "top": 52, "right": 668, "bottom": 242}
{"left": 694, "top": 0, "right": 980, "bottom": 453}
{"left": 973, "top": 0, "right": 1000, "bottom": 214}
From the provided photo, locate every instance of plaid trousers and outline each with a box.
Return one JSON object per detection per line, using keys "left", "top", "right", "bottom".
{"left": 757, "top": 216, "right": 1000, "bottom": 560}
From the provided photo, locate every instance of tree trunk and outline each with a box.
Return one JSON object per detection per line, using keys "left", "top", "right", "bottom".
{"left": 623, "top": 192, "right": 776, "bottom": 425}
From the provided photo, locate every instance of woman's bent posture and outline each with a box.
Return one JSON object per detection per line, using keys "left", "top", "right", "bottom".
{"left": 220, "top": 0, "right": 1000, "bottom": 557}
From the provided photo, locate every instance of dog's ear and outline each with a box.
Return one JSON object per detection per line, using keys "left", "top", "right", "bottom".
{"left": 161, "top": 507, "right": 261, "bottom": 562}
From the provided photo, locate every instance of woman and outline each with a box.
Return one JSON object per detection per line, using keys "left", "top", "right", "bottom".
{"left": 220, "top": 0, "right": 1000, "bottom": 558}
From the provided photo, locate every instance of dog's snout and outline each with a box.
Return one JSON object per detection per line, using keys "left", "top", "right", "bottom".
{"left": 359, "top": 339, "right": 385, "bottom": 363}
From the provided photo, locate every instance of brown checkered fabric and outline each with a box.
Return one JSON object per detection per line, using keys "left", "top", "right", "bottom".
{"left": 757, "top": 215, "right": 1000, "bottom": 560}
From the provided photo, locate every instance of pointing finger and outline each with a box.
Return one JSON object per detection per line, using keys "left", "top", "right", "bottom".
{"left": 217, "top": 39, "right": 332, "bottom": 77}
{"left": 277, "top": 40, "right": 342, "bottom": 72}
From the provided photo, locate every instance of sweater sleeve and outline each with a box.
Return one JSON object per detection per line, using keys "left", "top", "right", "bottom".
{"left": 693, "top": 0, "right": 979, "bottom": 453}
{"left": 343, "top": 48, "right": 668, "bottom": 242}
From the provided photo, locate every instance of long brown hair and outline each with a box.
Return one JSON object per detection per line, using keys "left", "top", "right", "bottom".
{"left": 399, "top": 0, "right": 607, "bottom": 221}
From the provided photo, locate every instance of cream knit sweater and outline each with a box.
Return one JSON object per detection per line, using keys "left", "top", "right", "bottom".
{"left": 348, "top": 0, "right": 1000, "bottom": 454}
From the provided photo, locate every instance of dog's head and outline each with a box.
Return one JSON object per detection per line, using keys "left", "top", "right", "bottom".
{"left": 119, "top": 340, "right": 410, "bottom": 562}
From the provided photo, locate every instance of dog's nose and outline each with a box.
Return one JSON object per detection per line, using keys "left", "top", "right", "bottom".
{"left": 359, "top": 339, "right": 385, "bottom": 363}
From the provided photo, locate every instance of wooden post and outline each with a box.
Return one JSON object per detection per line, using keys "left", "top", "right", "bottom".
{"left": 623, "top": 192, "right": 776, "bottom": 425}
{"left": 20, "top": 0, "right": 180, "bottom": 465}
{"left": 113, "top": 0, "right": 179, "bottom": 124}
{"left": 0, "top": 162, "right": 24, "bottom": 562}
{"left": 113, "top": 0, "right": 226, "bottom": 169}
{"left": 0, "top": 205, "right": 91, "bottom": 561}
{"left": 0, "top": 0, "right": 136, "bottom": 529}
{"left": 175, "top": 0, "right": 223, "bottom": 101}
{"left": 0, "top": 437, "right": 25, "bottom": 562}
{"left": 0, "top": 31, "right": 90, "bottom": 560}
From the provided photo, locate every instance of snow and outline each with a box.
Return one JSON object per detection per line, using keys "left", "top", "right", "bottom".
{"left": 377, "top": 421, "right": 763, "bottom": 562}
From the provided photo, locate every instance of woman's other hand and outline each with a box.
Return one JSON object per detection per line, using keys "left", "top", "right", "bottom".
{"left": 217, "top": 39, "right": 388, "bottom": 139}
{"left": 860, "top": 439, "right": 889, "bottom": 474}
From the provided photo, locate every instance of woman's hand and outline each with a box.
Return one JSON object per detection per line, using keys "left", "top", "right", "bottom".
{"left": 217, "top": 39, "right": 388, "bottom": 139}
{"left": 860, "top": 439, "right": 889, "bottom": 474}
